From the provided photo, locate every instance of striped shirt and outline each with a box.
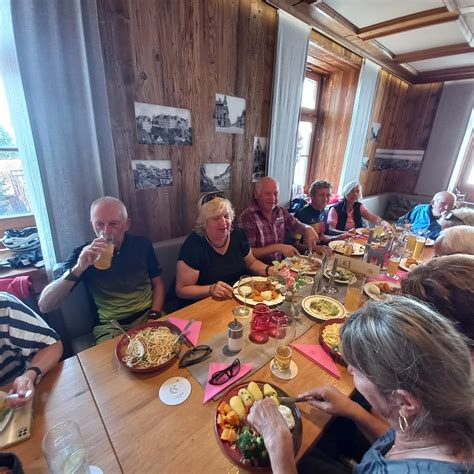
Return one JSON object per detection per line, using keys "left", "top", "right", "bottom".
{"left": 0, "top": 292, "right": 59, "bottom": 385}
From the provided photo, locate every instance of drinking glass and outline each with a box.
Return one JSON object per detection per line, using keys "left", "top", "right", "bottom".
{"left": 94, "top": 233, "right": 114, "bottom": 270}
{"left": 232, "top": 275, "right": 253, "bottom": 318}
{"left": 42, "top": 421, "right": 89, "bottom": 474}
{"left": 412, "top": 236, "right": 426, "bottom": 259}
{"left": 289, "top": 293, "right": 303, "bottom": 320}
{"left": 344, "top": 278, "right": 364, "bottom": 313}
{"left": 249, "top": 304, "right": 270, "bottom": 344}
{"left": 272, "top": 317, "right": 295, "bottom": 372}
{"left": 406, "top": 234, "right": 416, "bottom": 253}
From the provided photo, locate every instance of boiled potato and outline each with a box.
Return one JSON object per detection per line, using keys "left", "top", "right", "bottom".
{"left": 269, "top": 394, "right": 280, "bottom": 406}
{"left": 367, "top": 283, "right": 380, "bottom": 295}
{"left": 247, "top": 381, "right": 263, "bottom": 401}
{"left": 229, "top": 395, "right": 246, "bottom": 420}
{"left": 238, "top": 388, "right": 254, "bottom": 408}
{"left": 263, "top": 383, "right": 278, "bottom": 398}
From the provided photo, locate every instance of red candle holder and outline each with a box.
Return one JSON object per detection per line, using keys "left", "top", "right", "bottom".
{"left": 249, "top": 304, "right": 270, "bottom": 344}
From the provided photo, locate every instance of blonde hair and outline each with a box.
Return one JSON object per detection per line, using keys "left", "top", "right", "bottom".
{"left": 402, "top": 255, "right": 474, "bottom": 344}
{"left": 194, "top": 197, "right": 235, "bottom": 236}
{"left": 341, "top": 297, "right": 473, "bottom": 459}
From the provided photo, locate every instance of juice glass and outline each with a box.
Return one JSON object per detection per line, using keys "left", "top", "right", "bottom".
{"left": 94, "top": 239, "right": 114, "bottom": 270}
{"left": 412, "top": 236, "right": 426, "bottom": 259}
{"left": 344, "top": 278, "right": 364, "bottom": 313}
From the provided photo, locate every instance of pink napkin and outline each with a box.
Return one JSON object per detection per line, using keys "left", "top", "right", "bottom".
{"left": 291, "top": 343, "right": 340, "bottom": 379}
{"left": 203, "top": 362, "right": 253, "bottom": 404}
{"left": 167, "top": 317, "right": 202, "bottom": 347}
{"left": 368, "top": 270, "right": 406, "bottom": 283}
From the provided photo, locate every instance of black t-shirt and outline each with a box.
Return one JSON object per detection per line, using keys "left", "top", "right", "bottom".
{"left": 178, "top": 229, "right": 250, "bottom": 286}
{"left": 295, "top": 205, "right": 326, "bottom": 226}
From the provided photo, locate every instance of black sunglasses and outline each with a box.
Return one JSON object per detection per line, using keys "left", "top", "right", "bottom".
{"left": 201, "top": 192, "right": 226, "bottom": 206}
{"left": 209, "top": 358, "right": 241, "bottom": 385}
{"left": 178, "top": 345, "right": 213, "bottom": 368}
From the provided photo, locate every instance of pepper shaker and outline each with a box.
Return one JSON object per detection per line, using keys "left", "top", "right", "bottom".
{"left": 227, "top": 318, "right": 243, "bottom": 353}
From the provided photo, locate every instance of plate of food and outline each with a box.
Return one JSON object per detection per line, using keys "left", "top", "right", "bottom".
{"left": 233, "top": 277, "right": 284, "bottom": 307}
{"left": 355, "top": 227, "right": 370, "bottom": 236}
{"left": 364, "top": 281, "right": 401, "bottom": 302}
{"left": 115, "top": 320, "right": 186, "bottom": 373}
{"left": 301, "top": 295, "right": 346, "bottom": 321}
{"left": 319, "top": 319, "right": 346, "bottom": 364}
{"left": 323, "top": 266, "right": 357, "bottom": 285}
{"left": 215, "top": 380, "right": 302, "bottom": 470}
{"left": 289, "top": 255, "right": 322, "bottom": 275}
{"left": 0, "top": 391, "right": 13, "bottom": 433}
{"left": 328, "top": 240, "right": 365, "bottom": 256}
{"left": 399, "top": 256, "right": 424, "bottom": 272}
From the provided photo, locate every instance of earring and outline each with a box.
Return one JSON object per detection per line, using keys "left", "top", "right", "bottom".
{"left": 398, "top": 414, "right": 409, "bottom": 433}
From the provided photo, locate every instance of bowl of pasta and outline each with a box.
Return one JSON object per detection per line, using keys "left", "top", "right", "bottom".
{"left": 319, "top": 318, "right": 346, "bottom": 364}
{"left": 115, "top": 320, "right": 185, "bottom": 373}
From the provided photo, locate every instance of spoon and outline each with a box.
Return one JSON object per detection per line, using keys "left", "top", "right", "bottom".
{"left": 111, "top": 320, "right": 145, "bottom": 360}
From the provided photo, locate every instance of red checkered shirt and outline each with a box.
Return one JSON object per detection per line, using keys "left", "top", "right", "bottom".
{"left": 237, "top": 201, "right": 308, "bottom": 263}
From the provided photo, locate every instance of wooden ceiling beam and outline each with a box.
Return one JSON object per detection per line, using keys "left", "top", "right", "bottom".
{"left": 415, "top": 65, "right": 474, "bottom": 83}
{"left": 394, "top": 43, "right": 473, "bottom": 63}
{"left": 357, "top": 7, "right": 459, "bottom": 41}
{"left": 314, "top": 2, "right": 358, "bottom": 33}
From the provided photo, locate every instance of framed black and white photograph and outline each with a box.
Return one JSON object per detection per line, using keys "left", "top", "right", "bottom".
{"left": 134, "top": 102, "right": 192, "bottom": 146}
{"left": 200, "top": 163, "right": 231, "bottom": 193}
{"left": 132, "top": 160, "right": 172, "bottom": 189}
{"left": 252, "top": 137, "right": 267, "bottom": 182}
{"left": 215, "top": 94, "right": 246, "bottom": 134}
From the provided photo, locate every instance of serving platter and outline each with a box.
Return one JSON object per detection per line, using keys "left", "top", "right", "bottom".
{"left": 328, "top": 240, "right": 365, "bottom": 256}
{"left": 115, "top": 320, "right": 186, "bottom": 374}
{"left": 215, "top": 381, "right": 302, "bottom": 471}
{"left": 301, "top": 295, "right": 346, "bottom": 321}
{"left": 323, "top": 267, "right": 357, "bottom": 285}
{"left": 233, "top": 276, "right": 284, "bottom": 307}
{"left": 363, "top": 281, "right": 401, "bottom": 302}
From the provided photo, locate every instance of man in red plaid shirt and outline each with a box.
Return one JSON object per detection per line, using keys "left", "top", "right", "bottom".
{"left": 238, "top": 177, "right": 325, "bottom": 264}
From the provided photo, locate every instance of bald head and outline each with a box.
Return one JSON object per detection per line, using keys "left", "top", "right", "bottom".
{"left": 431, "top": 191, "right": 456, "bottom": 217}
{"left": 254, "top": 177, "right": 279, "bottom": 213}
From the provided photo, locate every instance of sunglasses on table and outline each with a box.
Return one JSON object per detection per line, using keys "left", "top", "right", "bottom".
{"left": 178, "top": 345, "right": 213, "bottom": 368}
{"left": 208, "top": 358, "right": 241, "bottom": 386}
{"left": 201, "top": 191, "right": 226, "bottom": 206}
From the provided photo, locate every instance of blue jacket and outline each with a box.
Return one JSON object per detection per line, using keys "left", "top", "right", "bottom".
{"left": 397, "top": 204, "right": 441, "bottom": 239}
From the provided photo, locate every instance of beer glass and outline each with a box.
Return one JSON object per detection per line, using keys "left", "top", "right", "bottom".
{"left": 273, "top": 317, "right": 295, "bottom": 372}
{"left": 93, "top": 234, "right": 114, "bottom": 270}
{"left": 344, "top": 278, "right": 364, "bottom": 313}
{"left": 412, "top": 236, "right": 426, "bottom": 259}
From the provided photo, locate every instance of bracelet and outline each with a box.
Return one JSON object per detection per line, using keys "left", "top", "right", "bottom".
{"left": 265, "top": 265, "right": 271, "bottom": 276}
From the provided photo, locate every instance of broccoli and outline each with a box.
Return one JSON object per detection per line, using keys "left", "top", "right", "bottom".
{"left": 237, "top": 426, "right": 268, "bottom": 464}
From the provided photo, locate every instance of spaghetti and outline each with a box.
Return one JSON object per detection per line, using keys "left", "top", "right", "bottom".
{"left": 124, "top": 326, "right": 177, "bottom": 368}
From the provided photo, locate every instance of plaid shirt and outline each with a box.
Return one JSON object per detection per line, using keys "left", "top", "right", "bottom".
{"left": 238, "top": 201, "right": 307, "bottom": 263}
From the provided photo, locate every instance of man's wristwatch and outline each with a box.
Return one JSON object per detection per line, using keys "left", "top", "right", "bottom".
{"left": 64, "top": 268, "right": 80, "bottom": 282}
{"left": 25, "top": 366, "right": 42, "bottom": 385}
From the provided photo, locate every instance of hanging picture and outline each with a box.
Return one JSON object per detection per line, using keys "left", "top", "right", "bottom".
{"left": 252, "top": 137, "right": 267, "bottom": 181}
{"left": 215, "top": 94, "right": 246, "bottom": 134}
{"left": 132, "top": 160, "right": 172, "bottom": 189}
{"left": 200, "top": 163, "right": 231, "bottom": 193}
{"left": 134, "top": 102, "right": 192, "bottom": 146}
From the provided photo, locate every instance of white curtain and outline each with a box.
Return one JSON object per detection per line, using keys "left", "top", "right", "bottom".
{"left": 267, "top": 11, "right": 310, "bottom": 206}
{"left": 0, "top": 0, "right": 118, "bottom": 269}
{"left": 338, "top": 59, "right": 380, "bottom": 193}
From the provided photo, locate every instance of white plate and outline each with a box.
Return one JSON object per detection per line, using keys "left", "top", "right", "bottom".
{"left": 289, "top": 256, "right": 322, "bottom": 275}
{"left": 355, "top": 227, "right": 370, "bottom": 236}
{"left": 364, "top": 281, "right": 401, "bottom": 302}
{"left": 233, "top": 276, "right": 284, "bottom": 307}
{"left": 425, "top": 238, "right": 434, "bottom": 247}
{"left": 328, "top": 240, "right": 365, "bottom": 256}
{"left": 399, "top": 257, "right": 424, "bottom": 272}
{"left": 301, "top": 295, "right": 346, "bottom": 321}
{"left": 0, "top": 391, "right": 13, "bottom": 433}
{"left": 323, "top": 267, "right": 357, "bottom": 285}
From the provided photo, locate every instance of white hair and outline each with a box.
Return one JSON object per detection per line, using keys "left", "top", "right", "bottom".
{"left": 342, "top": 181, "right": 363, "bottom": 199}
{"left": 90, "top": 196, "right": 128, "bottom": 219}
{"left": 194, "top": 197, "right": 235, "bottom": 236}
{"left": 434, "top": 225, "right": 474, "bottom": 256}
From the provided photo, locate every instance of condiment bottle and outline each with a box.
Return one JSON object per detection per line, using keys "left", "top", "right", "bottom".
{"left": 227, "top": 318, "right": 243, "bottom": 353}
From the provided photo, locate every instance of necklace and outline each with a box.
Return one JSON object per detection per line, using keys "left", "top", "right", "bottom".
{"left": 387, "top": 444, "right": 441, "bottom": 458}
{"left": 205, "top": 233, "right": 229, "bottom": 249}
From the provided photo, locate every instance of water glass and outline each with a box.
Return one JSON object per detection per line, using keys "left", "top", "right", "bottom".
{"left": 42, "top": 421, "right": 89, "bottom": 474}
{"left": 232, "top": 275, "right": 253, "bottom": 318}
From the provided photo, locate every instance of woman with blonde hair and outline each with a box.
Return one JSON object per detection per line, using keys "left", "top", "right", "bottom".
{"left": 327, "top": 181, "right": 390, "bottom": 234}
{"left": 248, "top": 297, "right": 474, "bottom": 473}
{"left": 402, "top": 254, "right": 474, "bottom": 345}
{"left": 176, "top": 192, "right": 273, "bottom": 304}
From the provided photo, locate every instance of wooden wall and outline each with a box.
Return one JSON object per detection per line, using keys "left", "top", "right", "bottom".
{"left": 360, "top": 70, "right": 443, "bottom": 196}
{"left": 96, "top": 0, "right": 276, "bottom": 241}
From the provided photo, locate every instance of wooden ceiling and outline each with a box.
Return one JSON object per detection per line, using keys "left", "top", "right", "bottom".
{"left": 266, "top": 0, "right": 474, "bottom": 83}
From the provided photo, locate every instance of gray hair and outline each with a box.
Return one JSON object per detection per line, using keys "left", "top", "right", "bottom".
{"left": 193, "top": 197, "right": 235, "bottom": 236}
{"left": 254, "top": 177, "right": 278, "bottom": 196}
{"left": 341, "top": 296, "right": 473, "bottom": 458}
{"left": 434, "top": 225, "right": 474, "bottom": 256}
{"left": 309, "top": 180, "right": 332, "bottom": 196}
{"left": 341, "top": 181, "right": 363, "bottom": 199}
{"left": 439, "top": 207, "right": 474, "bottom": 229}
{"left": 90, "top": 196, "right": 128, "bottom": 220}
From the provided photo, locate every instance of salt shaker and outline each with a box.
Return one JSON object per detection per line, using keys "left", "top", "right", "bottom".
{"left": 227, "top": 318, "right": 243, "bottom": 353}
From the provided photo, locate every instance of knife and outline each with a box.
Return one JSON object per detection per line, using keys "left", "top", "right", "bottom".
{"left": 174, "top": 319, "right": 194, "bottom": 346}
{"left": 279, "top": 394, "right": 326, "bottom": 403}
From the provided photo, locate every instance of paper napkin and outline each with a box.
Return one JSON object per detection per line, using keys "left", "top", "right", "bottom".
{"left": 203, "top": 362, "right": 253, "bottom": 404}
{"left": 167, "top": 317, "right": 202, "bottom": 347}
{"left": 291, "top": 343, "right": 340, "bottom": 379}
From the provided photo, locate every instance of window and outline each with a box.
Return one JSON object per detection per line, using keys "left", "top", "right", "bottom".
{"left": 0, "top": 76, "right": 32, "bottom": 218}
{"left": 292, "top": 74, "right": 322, "bottom": 197}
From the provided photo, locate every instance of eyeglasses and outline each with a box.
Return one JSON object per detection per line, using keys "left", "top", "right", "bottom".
{"left": 178, "top": 345, "right": 213, "bottom": 368}
{"left": 208, "top": 358, "right": 241, "bottom": 385}
{"left": 201, "top": 192, "right": 226, "bottom": 206}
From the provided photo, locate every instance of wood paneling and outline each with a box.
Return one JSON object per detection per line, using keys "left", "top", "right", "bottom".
{"left": 360, "top": 70, "right": 443, "bottom": 196}
{"left": 97, "top": 0, "right": 276, "bottom": 241}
